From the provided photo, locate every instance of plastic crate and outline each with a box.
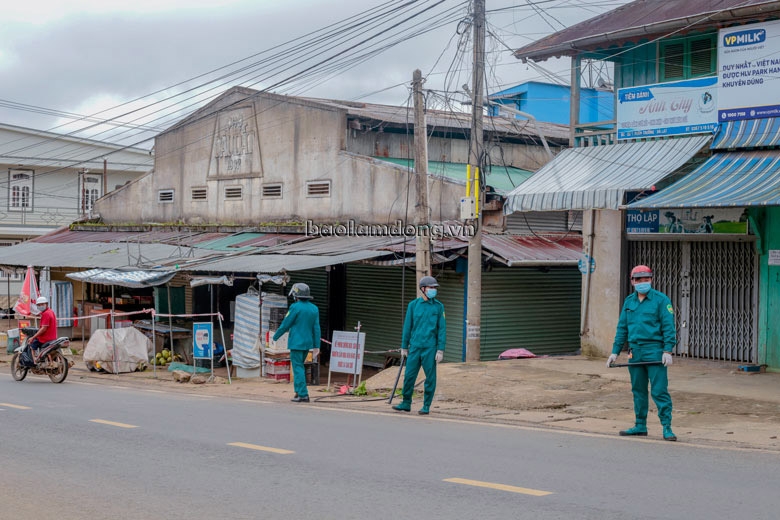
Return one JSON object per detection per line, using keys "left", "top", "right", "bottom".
{"left": 266, "top": 372, "right": 290, "bottom": 381}
{"left": 265, "top": 359, "right": 290, "bottom": 375}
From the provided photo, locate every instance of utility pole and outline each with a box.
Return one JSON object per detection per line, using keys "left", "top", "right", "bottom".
{"left": 413, "top": 69, "right": 432, "bottom": 285}
{"left": 466, "top": 0, "right": 485, "bottom": 362}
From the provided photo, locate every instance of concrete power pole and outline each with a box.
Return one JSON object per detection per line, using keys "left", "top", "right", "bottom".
{"left": 466, "top": 0, "right": 485, "bottom": 362}
{"left": 413, "top": 69, "right": 432, "bottom": 285}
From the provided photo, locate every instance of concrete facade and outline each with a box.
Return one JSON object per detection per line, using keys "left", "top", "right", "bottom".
{"left": 579, "top": 209, "right": 623, "bottom": 357}
{"left": 98, "top": 87, "right": 553, "bottom": 227}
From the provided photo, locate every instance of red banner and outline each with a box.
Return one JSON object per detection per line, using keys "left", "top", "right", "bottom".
{"left": 12, "top": 266, "right": 39, "bottom": 317}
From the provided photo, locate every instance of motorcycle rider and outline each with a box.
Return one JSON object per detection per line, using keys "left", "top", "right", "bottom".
{"left": 27, "top": 296, "right": 57, "bottom": 364}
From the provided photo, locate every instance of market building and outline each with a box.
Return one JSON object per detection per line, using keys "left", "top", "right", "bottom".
{"left": 505, "top": 0, "right": 780, "bottom": 369}
{"left": 2, "top": 86, "right": 585, "bottom": 368}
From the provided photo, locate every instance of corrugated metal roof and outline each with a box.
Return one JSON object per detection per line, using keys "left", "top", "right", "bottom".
{"left": 260, "top": 235, "right": 407, "bottom": 255}
{"left": 194, "top": 233, "right": 267, "bottom": 251}
{"left": 482, "top": 235, "right": 582, "bottom": 267}
{"left": 514, "top": 0, "right": 780, "bottom": 61}
{"left": 32, "top": 229, "right": 230, "bottom": 245}
{"left": 628, "top": 150, "right": 780, "bottom": 208}
{"left": 711, "top": 118, "right": 780, "bottom": 149}
{"left": 183, "top": 251, "right": 387, "bottom": 273}
{"left": 302, "top": 97, "right": 570, "bottom": 141}
{"left": 504, "top": 135, "right": 711, "bottom": 212}
{"left": 0, "top": 242, "right": 212, "bottom": 269}
{"left": 374, "top": 158, "right": 533, "bottom": 194}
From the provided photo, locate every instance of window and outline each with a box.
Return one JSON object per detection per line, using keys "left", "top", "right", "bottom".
{"left": 80, "top": 173, "right": 103, "bottom": 214}
{"left": 262, "top": 183, "right": 283, "bottom": 198}
{"left": 158, "top": 189, "right": 174, "bottom": 203}
{"left": 306, "top": 180, "right": 331, "bottom": 197}
{"left": 191, "top": 187, "right": 208, "bottom": 200}
{"left": 8, "top": 169, "right": 33, "bottom": 212}
{"left": 224, "top": 186, "right": 243, "bottom": 200}
{"left": 660, "top": 34, "right": 716, "bottom": 82}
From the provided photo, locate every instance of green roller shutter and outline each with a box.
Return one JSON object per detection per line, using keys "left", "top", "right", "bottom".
{"left": 434, "top": 271, "right": 465, "bottom": 363}
{"left": 266, "top": 268, "right": 329, "bottom": 343}
{"left": 345, "top": 265, "right": 418, "bottom": 367}
{"left": 346, "top": 265, "right": 466, "bottom": 366}
{"left": 480, "top": 267, "right": 581, "bottom": 360}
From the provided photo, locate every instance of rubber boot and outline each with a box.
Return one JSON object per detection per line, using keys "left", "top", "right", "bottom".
{"left": 619, "top": 424, "right": 648, "bottom": 436}
{"left": 392, "top": 401, "right": 411, "bottom": 412}
{"left": 418, "top": 405, "right": 430, "bottom": 415}
{"left": 663, "top": 425, "right": 677, "bottom": 441}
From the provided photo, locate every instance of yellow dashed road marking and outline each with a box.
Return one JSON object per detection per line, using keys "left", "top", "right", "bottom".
{"left": 227, "top": 442, "right": 294, "bottom": 455}
{"left": 89, "top": 419, "right": 138, "bottom": 429}
{"left": 444, "top": 478, "right": 553, "bottom": 496}
{"left": 0, "top": 403, "right": 31, "bottom": 410}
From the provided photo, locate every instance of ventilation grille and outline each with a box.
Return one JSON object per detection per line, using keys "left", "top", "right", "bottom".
{"left": 306, "top": 180, "right": 331, "bottom": 197}
{"left": 224, "top": 186, "right": 243, "bottom": 200}
{"left": 158, "top": 189, "right": 174, "bottom": 203}
{"left": 262, "top": 184, "right": 283, "bottom": 198}
{"left": 191, "top": 187, "right": 208, "bottom": 200}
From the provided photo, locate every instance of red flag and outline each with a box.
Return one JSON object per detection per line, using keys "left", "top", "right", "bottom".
{"left": 13, "top": 265, "right": 40, "bottom": 316}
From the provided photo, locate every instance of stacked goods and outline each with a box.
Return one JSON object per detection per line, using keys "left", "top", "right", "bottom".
{"left": 151, "top": 349, "right": 173, "bottom": 366}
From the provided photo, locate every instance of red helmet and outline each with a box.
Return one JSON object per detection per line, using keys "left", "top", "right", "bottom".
{"left": 630, "top": 265, "right": 653, "bottom": 279}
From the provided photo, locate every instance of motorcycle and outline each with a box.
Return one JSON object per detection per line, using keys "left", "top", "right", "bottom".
{"left": 10, "top": 327, "right": 72, "bottom": 384}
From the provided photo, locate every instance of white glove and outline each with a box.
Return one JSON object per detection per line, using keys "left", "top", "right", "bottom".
{"left": 400, "top": 348, "right": 408, "bottom": 358}
{"left": 435, "top": 350, "right": 444, "bottom": 363}
{"left": 606, "top": 353, "right": 618, "bottom": 367}
{"left": 311, "top": 348, "right": 320, "bottom": 360}
{"left": 662, "top": 352, "right": 673, "bottom": 366}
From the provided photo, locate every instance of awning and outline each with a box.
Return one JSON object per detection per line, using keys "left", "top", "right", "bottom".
{"left": 67, "top": 269, "right": 177, "bottom": 288}
{"left": 504, "top": 135, "right": 711, "bottom": 212}
{"left": 628, "top": 150, "right": 780, "bottom": 208}
{"left": 481, "top": 234, "right": 582, "bottom": 267}
{"left": 711, "top": 118, "right": 780, "bottom": 150}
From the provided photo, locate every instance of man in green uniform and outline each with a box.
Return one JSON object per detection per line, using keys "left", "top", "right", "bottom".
{"left": 392, "top": 276, "right": 446, "bottom": 415}
{"left": 274, "top": 283, "right": 320, "bottom": 403}
{"left": 608, "top": 265, "right": 677, "bottom": 441}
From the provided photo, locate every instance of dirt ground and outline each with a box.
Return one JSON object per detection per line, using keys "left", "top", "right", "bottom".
{"left": 3, "top": 341, "right": 780, "bottom": 452}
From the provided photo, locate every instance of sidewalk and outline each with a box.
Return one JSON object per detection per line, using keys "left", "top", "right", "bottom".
{"left": 2, "top": 349, "right": 779, "bottom": 452}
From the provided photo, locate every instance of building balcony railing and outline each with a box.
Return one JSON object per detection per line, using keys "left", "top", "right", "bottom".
{"left": 0, "top": 205, "right": 91, "bottom": 229}
{"left": 574, "top": 120, "right": 617, "bottom": 148}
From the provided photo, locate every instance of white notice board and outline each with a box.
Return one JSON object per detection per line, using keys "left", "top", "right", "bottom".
{"left": 329, "top": 330, "right": 365, "bottom": 374}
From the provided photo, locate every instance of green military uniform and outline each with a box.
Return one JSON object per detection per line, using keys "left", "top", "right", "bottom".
{"left": 397, "top": 296, "right": 446, "bottom": 413}
{"left": 612, "top": 288, "right": 676, "bottom": 429}
{"left": 273, "top": 300, "right": 320, "bottom": 399}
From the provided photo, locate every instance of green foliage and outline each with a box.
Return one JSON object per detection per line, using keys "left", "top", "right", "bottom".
{"left": 353, "top": 381, "right": 368, "bottom": 396}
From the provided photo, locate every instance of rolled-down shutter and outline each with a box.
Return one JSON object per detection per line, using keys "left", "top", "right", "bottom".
{"left": 480, "top": 266, "right": 581, "bottom": 360}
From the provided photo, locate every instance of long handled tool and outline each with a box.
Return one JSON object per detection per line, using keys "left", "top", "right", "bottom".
{"left": 388, "top": 353, "right": 406, "bottom": 405}
{"left": 609, "top": 361, "right": 663, "bottom": 368}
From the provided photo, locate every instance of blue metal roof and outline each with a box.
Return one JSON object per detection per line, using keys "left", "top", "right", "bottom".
{"left": 711, "top": 118, "right": 780, "bottom": 150}
{"left": 628, "top": 151, "right": 780, "bottom": 208}
{"left": 504, "top": 135, "right": 711, "bottom": 212}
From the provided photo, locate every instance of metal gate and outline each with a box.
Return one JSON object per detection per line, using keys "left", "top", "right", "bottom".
{"left": 628, "top": 240, "right": 758, "bottom": 362}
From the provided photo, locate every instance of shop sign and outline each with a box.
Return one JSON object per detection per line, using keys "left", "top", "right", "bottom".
{"left": 617, "top": 77, "right": 718, "bottom": 139}
{"left": 718, "top": 20, "right": 780, "bottom": 121}
{"left": 626, "top": 208, "right": 748, "bottom": 234}
{"left": 193, "top": 322, "right": 213, "bottom": 359}
{"left": 329, "top": 330, "right": 365, "bottom": 374}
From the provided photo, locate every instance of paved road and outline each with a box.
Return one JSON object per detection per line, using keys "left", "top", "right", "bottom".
{"left": 1, "top": 373, "right": 778, "bottom": 520}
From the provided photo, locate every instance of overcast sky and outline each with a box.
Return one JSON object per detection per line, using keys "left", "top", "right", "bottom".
{"left": 0, "top": 0, "right": 627, "bottom": 148}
